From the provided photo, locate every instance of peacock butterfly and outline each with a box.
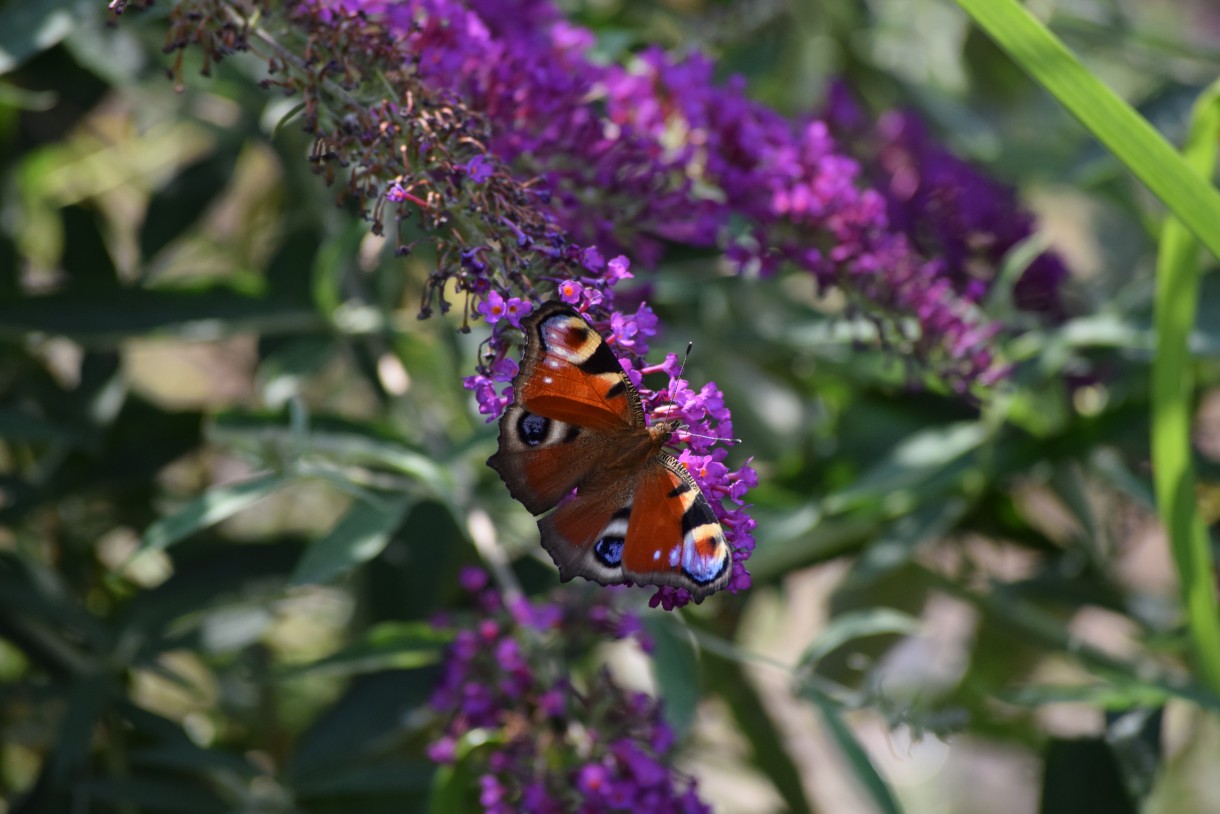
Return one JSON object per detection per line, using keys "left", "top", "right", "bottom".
{"left": 487, "top": 302, "right": 731, "bottom": 602}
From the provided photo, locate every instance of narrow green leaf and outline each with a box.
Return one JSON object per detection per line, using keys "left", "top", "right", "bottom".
{"left": 844, "top": 499, "right": 970, "bottom": 589}
{"left": 283, "top": 621, "right": 450, "bottom": 678}
{"left": 645, "top": 616, "right": 701, "bottom": 739}
{"left": 797, "top": 609, "right": 922, "bottom": 671}
{"left": 1150, "top": 80, "right": 1220, "bottom": 693}
{"left": 292, "top": 496, "right": 412, "bottom": 585}
{"left": 999, "top": 683, "right": 1171, "bottom": 710}
{"left": 702, "top": 649, "right": 816, "bottom": 814}
{"left": 428, "top": 731, "right": 498, "bottom": 814}
{"left": 0, "top": 288, "right": 320, "bottom": 346}
{"left": 953, "top": 0, "right": 1220, "bottom": 262}
{"left": 823, "top": 422, "right": 987, "bottom": 514}
{"left": 802, "top": 688, "right": 904, "bottom": 814}
{"left": 0, "top": 0, "right": 76, "bottom": 74}
{"left": 138, "top": 473, "right": 290, "bottom": 555}
{"left": 48, "top": 677, "right": 109, "bottom": 785}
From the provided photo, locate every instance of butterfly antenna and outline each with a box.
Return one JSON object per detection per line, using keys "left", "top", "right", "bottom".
{"left": 677, "top": 341, "right": 693, "bottom": 380}
{"left": 680, "top": 429, "right": 742, "bottom": 445}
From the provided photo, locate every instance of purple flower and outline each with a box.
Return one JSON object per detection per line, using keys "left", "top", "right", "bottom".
{"left": 459, "top": 565, "right": 489, "bottom": 593}
{"left": 143, "top": 0, "right": 1054, "bottom": 389}
{"left": 502, "top": 297, "right": 531, "bottom": 327}
{"left": 479, "top": 774, "right": 504, "bottom": 807}
{"left": 581, "top": 246, "right": 605, "bottom": 272}
{"left": 608, "top": 304, "right": 658, "bottom": 355}
{"left": 823, "top": 81, "right": 1068, "bottom": 320}
{"left": 426, "top": 736, "right": 456, "bottom": 764}
{"left": 478, "top": 291, "right": 509, "bottom": 325}
{"left": 556, "top": 279, "right": 583, "bottom": 303}
{"left": 605, "top": 255, "right": 633, "bottom": 284}
{"left": 385, "top": 182, "right": 407, "bottom": 202}
{"left": 577, "top": 762, "right": 609, "bottom": 796}
{"left": 463, "top": 154, "right": 494, "bottom": 182}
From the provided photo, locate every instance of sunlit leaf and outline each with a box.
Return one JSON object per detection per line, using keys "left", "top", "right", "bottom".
{"left": 292, "top": 496, "right": 412, "bottom": 585}
{"left": 138, "top": 473, "right": 291, "bottom": 555}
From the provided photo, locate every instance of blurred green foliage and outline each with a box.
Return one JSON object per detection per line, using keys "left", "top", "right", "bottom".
{"left": 2, "top": 1, "right": 1220, "bottom": 812}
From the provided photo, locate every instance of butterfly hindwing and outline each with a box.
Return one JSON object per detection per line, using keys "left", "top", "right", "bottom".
{"left": 536, "top": 455, "right": 730, "bottom": 602}
{"left": 620, "top": 454, "right": 731, "bottom": 598}
{"left": 537, "top": 487, "right": 632, "bottom": 587}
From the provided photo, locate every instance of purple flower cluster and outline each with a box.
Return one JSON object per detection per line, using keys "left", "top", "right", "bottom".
{"left": 320, "top": 0, "right": 1051, "bottom": 387}
{"left": 428, "top": 569, "right": 711, "bottom": 813}
{"left": 822, "top": 81, "right": 1069, "bottom": 319}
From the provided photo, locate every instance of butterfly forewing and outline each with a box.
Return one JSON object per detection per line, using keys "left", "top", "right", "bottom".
{"left": 519, "top": 304, "right": 643, "bottom": 432}
{"left": 488, "top": 404, "right": 603, "bottom": 514}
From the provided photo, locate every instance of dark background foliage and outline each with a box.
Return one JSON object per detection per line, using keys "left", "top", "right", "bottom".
{"left": 3, "top": 0, "right": 1220, "bottom": 812}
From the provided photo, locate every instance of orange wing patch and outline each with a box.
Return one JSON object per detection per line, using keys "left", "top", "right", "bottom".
{"left": 620, "top": 456, "right": 730, "bottom": 599}
{"left": 517, "top": 305, "right": 641, "bottom": 432}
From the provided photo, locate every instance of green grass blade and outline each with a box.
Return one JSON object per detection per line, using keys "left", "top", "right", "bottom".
{"left": 954, "top": 0, "right": 1220, "bottom": 263}
{"left": 802, "top": 688, "right": 904, "bottom": 814}
{"left": 1150, "top": 81, "right": 1220, "bottom": 693}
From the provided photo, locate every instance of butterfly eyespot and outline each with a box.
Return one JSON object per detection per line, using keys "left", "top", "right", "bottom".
{"left": 517, "top": 412, "right": 551, "bottom": 447}
{"left": 594, "top": 536, "right": 624, "bottom": 567}
{"left": 652, "top": 549, "right": 661, "bottom": 561}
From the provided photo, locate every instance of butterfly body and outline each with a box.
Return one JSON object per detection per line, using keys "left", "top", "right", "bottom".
{"left": 487, "top": 302, "right": 731, "bottom": 601}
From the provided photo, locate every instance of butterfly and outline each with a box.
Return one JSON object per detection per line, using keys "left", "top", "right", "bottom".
{"left": 487, "top": 302, "right": 731, "bottom": 602}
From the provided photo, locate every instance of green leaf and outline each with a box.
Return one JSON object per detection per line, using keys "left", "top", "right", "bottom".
{"left": 802, "top": 688, "right": 905, "bottom": 814}
{"left": 702, "top": 648, "right": 815, "bottom": 814}
{"left": 1150, "top": 80, "right": 1220, "bottom": 693}
{"left": 646, "top": 615, "right": 701, "bottom": 739}
{"left": 999, "top": 683, "right": 1171, "bottom": 710}
{"left": 953, "top": 0, "right": 1220, "bottom": 263}
{"left": 0, "top": 288, "right": 319, "bottom": 346}
{"left": 284, "top": 622, "right": 450, "bottom": 678}
{"left": 844, "top": 499, "right": 971, "bottom": 589}
{"left": 293, "top": 496, "right": 412, "bottom": 585}
{"left": 138, "top": 473, "right": 291, "bottom": 556}
{"left": 823, "top": 421, "right": 988, "bottom": 514}
{"left": 210, "top": 411, "right": 453, "bottom": 497}
{"left": 429, "top": 730, "right": 500, "bottom": 814}
{"left": 0, "top": 0, "right": 77, "bottom": 74}
{"left": 797, "top": 609, "right": 923, "bottom": 671}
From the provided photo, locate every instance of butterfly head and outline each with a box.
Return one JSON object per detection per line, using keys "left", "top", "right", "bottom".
{"left": 648, "top": 418, "right": 681, "bottom": 446}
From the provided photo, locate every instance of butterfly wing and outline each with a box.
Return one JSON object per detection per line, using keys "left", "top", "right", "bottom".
{"left": 516, "top": 302, "right": 644, "bottom": 432}
{"left": 488, "top": 303, "right": 642, "bottom": 515}
{"left": 488, "top": 404, "right": 605, "bottom": 515}
{"left": 490, "top": 302, "right": 732, "bottom": 601}
{"left": 537, "top": 454, "right": 731, "bottom": 602}
{"left": 620, "top": 454, "right": 731, "bottom": 599}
